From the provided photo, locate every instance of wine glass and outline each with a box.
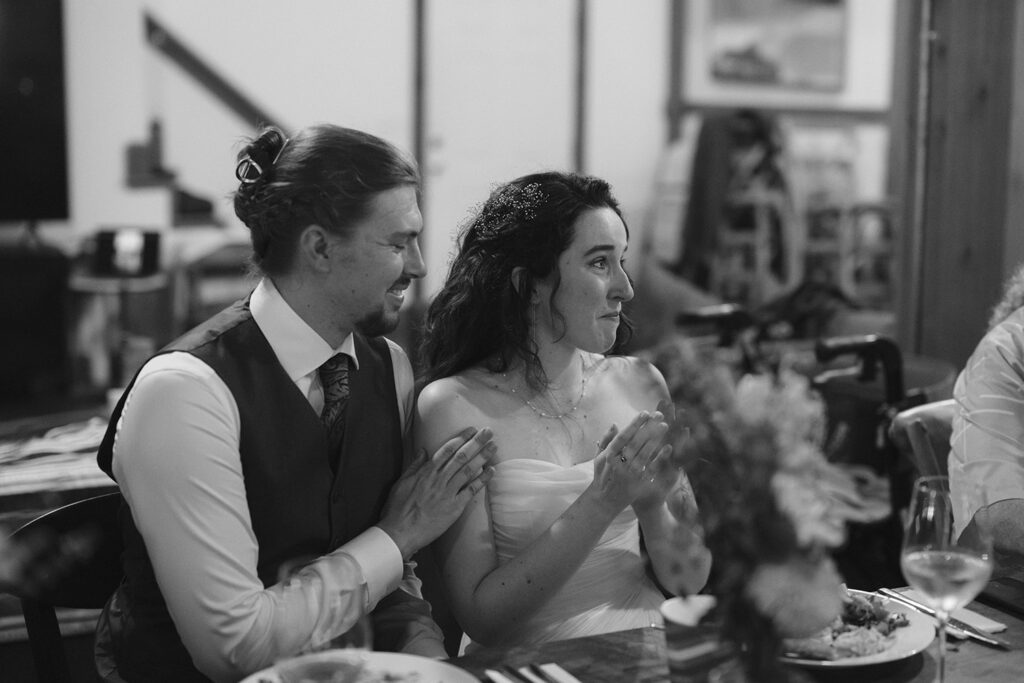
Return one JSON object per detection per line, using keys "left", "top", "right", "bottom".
{"left": 900, "top": 475, "right": 993, "bottom": 683}
{"left": 274, "top": 555, "right": 374, "bottom": 682}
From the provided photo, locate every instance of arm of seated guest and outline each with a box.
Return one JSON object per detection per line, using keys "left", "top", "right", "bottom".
{"left": 991, "top": 500, "right": 1024, "bottom": 567}
{"left": 959, "top": 500, "right": 1024, "bottom": 571}
{"left": 950, "top": 322, "right": 1024, "bottom": 551}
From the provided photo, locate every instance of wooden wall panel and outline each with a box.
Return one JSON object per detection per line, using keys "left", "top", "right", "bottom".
{"left": 1005, "top": 5, "right": 1024, "bottom": 277}
{"left": 893, "top": 0, "right": 924, "bottom": 354}
{"left": 916, "top": 0, "right": 1021, "bottom": 367}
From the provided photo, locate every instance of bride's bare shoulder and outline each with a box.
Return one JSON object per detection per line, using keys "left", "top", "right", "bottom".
{"left": 591, "top": 353, "right": 669, "bottom": 397}
{"left": 417, "top": 367, "right": 504, "bottom": 414}
{"left": 592, "top": 353, "right": 661, "bottom": 379}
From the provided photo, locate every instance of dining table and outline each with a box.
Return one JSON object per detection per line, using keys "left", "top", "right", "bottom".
{"left": 447, "top": 594, "right": 1024, "bottom": 682}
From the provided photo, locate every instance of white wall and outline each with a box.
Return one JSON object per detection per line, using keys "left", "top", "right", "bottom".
{"left": 586, "top": 0, "right": 669, "bottom": 242}
{"left": 147, "top": 0, "right": 416, "bottom": 227}
{"left": 49, "top": 1, "right": 168, "bottom": 246}
{"left": 31, "top": 0, "right": 670, "bottom": 282}
{"left": 421, "top": 0, "right": 576, "bottom": 295}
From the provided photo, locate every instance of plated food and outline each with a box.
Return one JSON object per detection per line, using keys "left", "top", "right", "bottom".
{"left": 782, "top": 588, "right": 911, "bottom": 662}
{"left": 241, "top": 652, "right": 475, "bottom": 683}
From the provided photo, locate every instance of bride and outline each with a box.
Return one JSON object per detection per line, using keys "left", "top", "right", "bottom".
{"left": 415, "top": 172, "right": 711, "bottom": 649}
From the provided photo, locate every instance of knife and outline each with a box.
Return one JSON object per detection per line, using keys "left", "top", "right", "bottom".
{"left": 878, "top": 588, "right": 1011, "bottom": 649}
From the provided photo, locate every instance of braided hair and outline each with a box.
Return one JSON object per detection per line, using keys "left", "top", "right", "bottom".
{"left": 233, "top": 124, "right": 419, "bottom": 276}
{"left": 420, "top": 171, "right": 633, "bottom": 391}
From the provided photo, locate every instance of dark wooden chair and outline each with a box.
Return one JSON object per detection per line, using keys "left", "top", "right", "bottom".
{"left": 6, "top": 492, "right": 123, "bottom": 683}
{"left": 888, "top": 398, "right": 956, "bottom": 479}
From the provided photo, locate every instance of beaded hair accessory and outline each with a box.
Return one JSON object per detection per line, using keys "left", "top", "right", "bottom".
{"left": 477, "top": 182, "right": 547, "bottom": 237}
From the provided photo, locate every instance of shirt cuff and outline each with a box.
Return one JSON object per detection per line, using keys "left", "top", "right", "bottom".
{"left": 341, "top": 526, "right": 404, "bottom": 608}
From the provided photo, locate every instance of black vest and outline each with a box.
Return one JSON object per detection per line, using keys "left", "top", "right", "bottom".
{"left": 96, "top": 299, "right": 403, "bottom": 681}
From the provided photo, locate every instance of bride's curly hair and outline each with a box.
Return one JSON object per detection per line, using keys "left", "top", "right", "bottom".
{"left": 420, "top": 171, "right": 633, "bottom": 391}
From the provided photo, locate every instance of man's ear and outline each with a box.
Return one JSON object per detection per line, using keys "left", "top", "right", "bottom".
{"left": 297, "top": 224, "right": 333, "bottom": 271}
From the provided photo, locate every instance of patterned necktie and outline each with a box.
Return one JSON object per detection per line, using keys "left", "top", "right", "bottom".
{"left": 319, "top": 354, "right": 350, "bottom": 463}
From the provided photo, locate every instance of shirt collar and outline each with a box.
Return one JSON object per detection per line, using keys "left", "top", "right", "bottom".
{"left": 250, "top": 278, "right": 359, "bottom": 382}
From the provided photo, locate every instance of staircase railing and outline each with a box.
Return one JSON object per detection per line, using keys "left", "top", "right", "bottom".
{"left": 144, "top": 13, "right": 285, "bottom": 131}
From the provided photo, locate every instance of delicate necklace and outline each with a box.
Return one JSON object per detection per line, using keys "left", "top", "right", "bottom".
{"left": 505, "top": 354, "right": 588, "bottom": 420}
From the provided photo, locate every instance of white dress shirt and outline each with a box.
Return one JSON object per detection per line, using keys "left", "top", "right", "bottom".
{"left": 950, "top": 306, "right": 1024, "bottom": 538}
{"left": 111, "top": 278, "right": 419, "bottom": 681}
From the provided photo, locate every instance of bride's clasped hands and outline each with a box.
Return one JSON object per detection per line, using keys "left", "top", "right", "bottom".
{"left": 590, "top": 410, "right": 674, "bottom": 513}
{"left": 589, "top": 405, "right": 710, "bottom": 598}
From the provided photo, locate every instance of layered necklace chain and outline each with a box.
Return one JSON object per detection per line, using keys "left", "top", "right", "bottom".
{"left": 506, "top": 354, "right": 588, "bottom": 420}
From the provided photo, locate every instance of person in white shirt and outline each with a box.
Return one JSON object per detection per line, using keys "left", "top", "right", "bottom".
{"left": 94, "top": 124, "right": 493, "bottom": 682}
{"left": 951, "top": 262, "right": 1024, "bottom": 566}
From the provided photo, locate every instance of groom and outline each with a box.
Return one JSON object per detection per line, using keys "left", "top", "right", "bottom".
{"left": 94, "top": 124, "right": 493, "bottom": 682}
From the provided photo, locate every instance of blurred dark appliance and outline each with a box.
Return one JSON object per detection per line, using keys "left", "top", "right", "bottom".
{"left": 0, "top": 0, "right": 70, "bottom": 223}
{"left": 0, "top": 242, "right": 71, "bottom": 402}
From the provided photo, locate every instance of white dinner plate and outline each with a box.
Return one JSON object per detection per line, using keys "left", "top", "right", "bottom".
{"left": 239, "top": 650, "right": 478, "bottom": 683}
{"left": 781, "top": 589, "right": 936, "bottom": 668}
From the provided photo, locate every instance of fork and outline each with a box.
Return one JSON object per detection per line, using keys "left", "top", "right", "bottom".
{"left": 501, "top": 665, "right": 540, "bottom": 682}
{"left": 501, "top": 663, "right": 561, "bottom": 683}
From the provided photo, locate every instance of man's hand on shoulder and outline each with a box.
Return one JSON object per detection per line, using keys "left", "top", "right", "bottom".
{"left": 377, "top": 427, "right": 495, "bottom": 560}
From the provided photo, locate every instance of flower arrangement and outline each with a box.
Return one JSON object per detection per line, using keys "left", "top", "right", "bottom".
{"left": 649, "top": 337, "right": 891, "bottom": 680}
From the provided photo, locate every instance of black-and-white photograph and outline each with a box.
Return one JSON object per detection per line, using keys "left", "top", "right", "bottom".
{"left": 1, "top": 2, "right": 1021, "bottom": 682}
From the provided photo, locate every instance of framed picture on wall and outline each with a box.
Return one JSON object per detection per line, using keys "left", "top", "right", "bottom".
{"left": 707, "top": 0, "right": 846, "bottom": 92}
{"left": 683, "top": 0, "right": 895, "bottom": 111}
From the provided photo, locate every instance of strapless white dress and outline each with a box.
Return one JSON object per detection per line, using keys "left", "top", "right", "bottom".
{"left": 467, "top": 458, "right": 664, "bottom": 649}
